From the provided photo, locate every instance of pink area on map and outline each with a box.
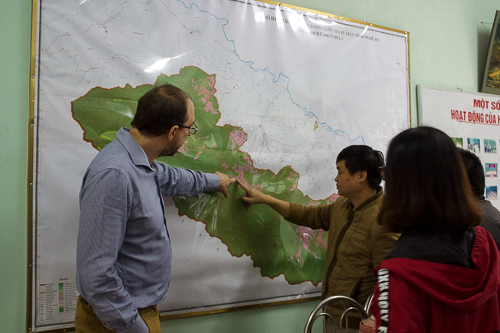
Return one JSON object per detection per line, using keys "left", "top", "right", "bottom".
{"left": 230, "top": 156, "right": 259, "bottom": 180}
{"left": 295, "top": 227, "right": 327, "bottom": 259}
{"left": 205, "top": 101, "right": 217, "bottom": 115}
{"left": 232, "top": 164, "right": 244, "bottom": 174}
{"left": 195, "top": 75, "right": 218, "bottom": 114}
{"left": 307, "top": 200, "right": 322, "bottom": 207}
{"left": 199, "top": 87, "right": 210, "bottom": 98}
{"left": 236, "top": 178, "right": 263, "bottom": 191}
{"left": 288, "top": 184, "right": 298, "bottom": 193}
{"left": 315, "top": 230, "right": 327, "bottom": 248}
{"left": 178, "top": 141, "right": 189, "bottom": 155}
{"left": 325, "top": 194, "right": 339, "bottom": 204}
{"left": 221, "top": 162, "right": 229, "bottom": 170}
{"left": 193, "top": 145, "right": 206, "bottom": 161}
{"left": 330, "top": 194, "right": 339, "bottom": 200}
{"left": 229, "top": 130, "right": 248, "bottom": 150}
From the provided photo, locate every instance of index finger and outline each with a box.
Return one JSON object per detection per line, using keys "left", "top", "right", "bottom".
{"left": 236, "top": 179, "right": 250, "bottom": 191}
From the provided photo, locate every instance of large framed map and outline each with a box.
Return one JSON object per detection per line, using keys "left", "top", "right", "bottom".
{"left": 31, "top": 0, "right": 410, "bottom": 331}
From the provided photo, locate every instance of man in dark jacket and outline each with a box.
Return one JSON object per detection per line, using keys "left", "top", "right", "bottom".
{"left": 458, "top": 148, "right": 500, "bottom": 249}
{"left": 238, "top": 145, "right": 399, "bottom": 332}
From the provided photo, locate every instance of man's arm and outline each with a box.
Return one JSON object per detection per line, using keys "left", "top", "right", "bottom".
{"left": 156, "top": 163, "right": 234, "bottom": 197}
{"left": 237, "top": 180, "right": 334, "bottom": 230}
{"left": 214, "top": 171, "right": 236, "bottom": 198}
{"left": 237, "top": 180, "right": 291, "bottom": 219}
{"left": 77, "top": 169, "right": 148, "bottom": 333}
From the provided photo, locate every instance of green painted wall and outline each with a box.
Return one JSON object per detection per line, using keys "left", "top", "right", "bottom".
{"left": 0, "top": 1, "right": 31, "bottom": 333}
{"left": 1, "top": 0, "right": 499, "bottom": 332}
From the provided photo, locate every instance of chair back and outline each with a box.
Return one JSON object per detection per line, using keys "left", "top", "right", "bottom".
{"left": 303, "top": 295, "right": 369, "bottom": 333}
{"left": 363, "top": 292, "right": 374, "bottom": 315}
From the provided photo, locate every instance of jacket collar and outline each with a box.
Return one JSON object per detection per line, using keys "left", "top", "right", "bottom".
{"left": 353, "top": 186, "right": 383, "bottom": 211}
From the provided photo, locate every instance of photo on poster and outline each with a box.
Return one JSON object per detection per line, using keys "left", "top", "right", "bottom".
{"left": 452, "top": 137, "right": 463, "bottom": 148}
{"left": 467, "top": 138, "right": 481, "bottom": 153}
{"left": 485, "top": 163, "right": 498, "bottom": 177}
{"left": 484, "top": 139, "right": 497, "bottom": 153}
{"left": 487, "top": 186, "right": 498, "bottom": 200}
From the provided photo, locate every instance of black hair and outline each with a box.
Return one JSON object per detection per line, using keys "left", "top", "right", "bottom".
{"left": 458, "top": 148, "right": 485, "bottom": 196}
{"left": 336, "top": 145, "right": 384, "bottom": 190}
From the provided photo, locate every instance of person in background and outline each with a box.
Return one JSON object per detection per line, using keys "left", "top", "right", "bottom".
{"left": 458, "top": 148, "right": 500, "bottom": 249}
{"left": 238, "top": 145, "right": 399, "bottom": 332}
{"left": 373, "top": 126, "right": 500, "bottom": 332}
{"left": 75, "top": 84, "right": 235, "bottom": 333}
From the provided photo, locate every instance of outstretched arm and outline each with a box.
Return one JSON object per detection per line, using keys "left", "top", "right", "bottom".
{"left": 156, "top": 163, "right": 234, "bottom": 198}
{"left": 237, "top": 180, "right": 291, "bottom": 219}
{"left": 214, "top": 171, "right": 236, "bottom": 198}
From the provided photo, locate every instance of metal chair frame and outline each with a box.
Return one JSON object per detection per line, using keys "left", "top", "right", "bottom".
{"left": 303, "top": 295, "right": 371, "bottom": 333}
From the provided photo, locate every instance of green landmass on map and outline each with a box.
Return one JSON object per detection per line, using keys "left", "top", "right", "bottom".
{"left": 72, "top": 66, "right": 331, "bottom": 285}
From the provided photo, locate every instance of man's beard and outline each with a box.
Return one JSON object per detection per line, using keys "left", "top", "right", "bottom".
{"left": 159, "top": 147, "right": 178, "bottom": 157}
{"left": 159, "top": 139, "right": 184, "bottom": 157}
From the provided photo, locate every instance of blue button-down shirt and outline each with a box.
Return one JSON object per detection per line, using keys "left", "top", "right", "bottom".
{"left": 76, "top": 127, "right": 219, "bottom": 333}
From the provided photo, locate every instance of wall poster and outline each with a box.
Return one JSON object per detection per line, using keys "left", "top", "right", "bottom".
{"left": 418, "top": 85, "right": 500, "bottom": 208}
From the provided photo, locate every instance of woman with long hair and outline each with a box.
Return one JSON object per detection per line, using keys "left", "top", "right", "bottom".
{"left": 372, "top": 126, "right": 500, "bottom": 332}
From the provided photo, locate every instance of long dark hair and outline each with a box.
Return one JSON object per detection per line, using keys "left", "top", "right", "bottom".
{"left": 378, "top": 126, "right": 481, "bottom": 233}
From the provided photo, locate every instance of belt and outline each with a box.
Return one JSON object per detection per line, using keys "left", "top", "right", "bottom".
{"left": 79, "top": 295, "right": 154, "bottom": 311}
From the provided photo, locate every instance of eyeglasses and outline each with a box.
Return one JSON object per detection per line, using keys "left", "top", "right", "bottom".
{"left": 177, "top": 123, "right": 198, "bottom": 136}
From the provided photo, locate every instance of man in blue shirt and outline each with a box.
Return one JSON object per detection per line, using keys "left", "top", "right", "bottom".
{"left": 75, "top": 84, "right": 235, "bottom": 333}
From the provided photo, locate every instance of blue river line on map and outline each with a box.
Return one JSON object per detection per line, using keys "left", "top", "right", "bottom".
{"left": 177, "top": 0, "right": 366, "bottom": 144}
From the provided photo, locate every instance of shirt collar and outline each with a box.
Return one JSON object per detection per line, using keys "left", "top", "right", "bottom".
{"left": 116, "top": 127, "right": 152, "bottom": 168}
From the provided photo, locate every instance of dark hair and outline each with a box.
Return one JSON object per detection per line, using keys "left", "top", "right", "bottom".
{"left": 131, "top": 83, "right": 193, "bottom": 136}
{"left": 378, "top": 126, "right": 481, "bottom": 233}
{"left": 336, "top": 145, "right": 384, "bottom": 190}
{"left": 458, "top": 148, "right": 485, "bottom": 196}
